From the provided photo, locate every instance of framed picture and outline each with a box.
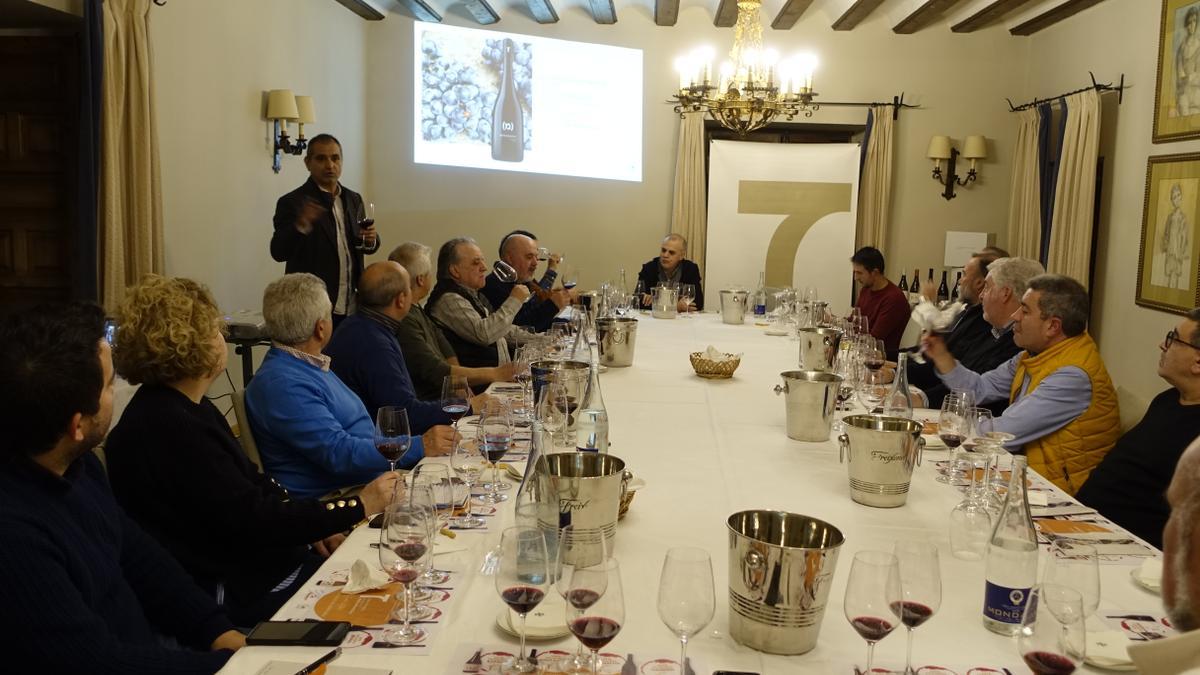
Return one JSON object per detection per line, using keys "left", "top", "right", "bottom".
{"left": 1154, "top": 0, "right": 1200, "bottom": 142}
{"left": 1137, "top": 153, "right": 1200, "bottom": 314}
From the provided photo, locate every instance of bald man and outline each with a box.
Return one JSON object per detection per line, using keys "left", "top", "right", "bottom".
{"left": 481, "top": 232, "right": 569, "bottom": 332}
{"left": 324, "top": 261, "right": 460, "bottom": 434}
{"left": 637, "top": 233, "right": 704, "bottom": 311}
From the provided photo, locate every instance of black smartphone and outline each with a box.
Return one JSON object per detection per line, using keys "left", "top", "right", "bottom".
{"left": 245, "top": 620, "right": 350, "bottom": 646}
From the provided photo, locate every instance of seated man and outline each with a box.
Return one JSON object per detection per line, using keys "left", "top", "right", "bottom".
{"left": 503, "top": 228, "right": 563, "bottom": 291}
{"left": 925, "top": 274, "right": 1120, "bottom": 495}
{"left": 851, "top": 246, "right": 909, "bottom": 359}
{"left": 246, "top": 273, "right": 452, "bottom": 499}
{"left": 908, "top": 255, "right": 1036, "bottom": 412}
{"left": 0, "top": 302, "right": 244, "bottom": 672}
{"left": 1077, "top": 308, "right": 1200, "bottom": 548}
{"left": 389, "top": 242, "right": 514, "bottom": 401}
{"left": 481, "top": 232, "right": 570, "bottom": 332}
{"left": 637, "top": 233, "right": 704, "bottom": 311}
{"left": 428, "top": 237, "right": 531, "bottom": 368}
{"left": 1128, "top": 437, "right": 1200, "bottom": 673}
{"left": 326, "top": 261, "right": 479, "bottom": 431}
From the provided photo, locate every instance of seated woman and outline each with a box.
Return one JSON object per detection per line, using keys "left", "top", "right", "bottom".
{"left": 104, "top": 275, "right": 397, "bottom": 626}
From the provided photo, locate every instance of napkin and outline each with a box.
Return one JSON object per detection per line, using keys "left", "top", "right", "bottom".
{"left": 342, "top": 559, "right": 391, "bottom": 594}
{"left": 702, "top": 346, "right": 740, "bottom": 362}
{"left": 910, "top": 298, "right": 966, "bottom": 332}
{"left": 1086, "top": 630, "right": 1135, "bottom": 668}
{"left": 1138, "top": 558, "right": 1164, "bottom": 589}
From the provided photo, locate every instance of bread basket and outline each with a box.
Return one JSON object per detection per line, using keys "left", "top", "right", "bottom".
{"left": 690, "top": 352, "right": 741, "bottom": 379}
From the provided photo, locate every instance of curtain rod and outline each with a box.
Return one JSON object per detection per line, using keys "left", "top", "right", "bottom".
{"left": 816, "top": 93, "right": 920, "bottom": 120}
{"left": 1006, "top": 72, "right": 1125, "bottom": 112}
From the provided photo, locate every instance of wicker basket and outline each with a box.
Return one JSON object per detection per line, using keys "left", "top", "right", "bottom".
{"left": 618, "top": 477, "right": 645, "bottom": 519}
{"left": 690, "top": 352, "right": 741, "bottom": 379}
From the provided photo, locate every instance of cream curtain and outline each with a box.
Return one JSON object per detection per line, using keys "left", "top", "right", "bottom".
{"left": 671, "top": 111, "right": 707, "bottom": 275}
{"left": 101, "top": 0, "right": 163, "bottom": 308}
{"left": 1046, "top": 90, "right": 1101, "bottom": 287}
{"left": 1008, "top": 109, "right": 1042, "bottom": 261}
{"left": 857, "top": 105, "right": 895, "bottom": 251}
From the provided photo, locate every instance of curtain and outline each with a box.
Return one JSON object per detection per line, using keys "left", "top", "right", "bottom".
{"left": 101, "top": 0, "right": 163, "bottom": 309}
{"left": 1007, "top": 109, "right": 1041, "bottom": 261}
{"left": 857, "top": 105, "right": 895, "bottom": 251}
{"left": 671, "top": 111, "right": 707, "bottom": 276}
{"left": 75, "top": 0, "right": 102, "bottom": 301}
{"left": 1046, "top": 89, "right": 1102, "bottom": 287}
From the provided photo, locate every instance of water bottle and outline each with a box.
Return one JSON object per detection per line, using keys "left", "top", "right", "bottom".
{"left": 882, "top": 352, "right": 913, "bottom": 418}
{"left": 753, "top": 271, "right": 767, "bottom": 317}
{"left": 982, "top": 456, "right": 1038, "bottom": 635}
{"left": 575, "top": 362, "right": 609, "bottom": 453}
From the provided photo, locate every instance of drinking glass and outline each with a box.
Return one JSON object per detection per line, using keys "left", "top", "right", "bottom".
{"left": 512, "top": 344, "right": 538, "bottom": 420}
{"left": 965, "top": 407, "right": 994, "bottom": 451}
{"left": 374, "top": 406, "right": 411, "bottom": 473}
{"left": 451, "top": 436, "right": 488, "bottom": 529}
{"left": 562, "top": 265, "right": 579, "bottom": 291}
{"left": 403, "top": 482, "right": 446, "bottom": 608}
{"left": 679, "top": 283, "right": 696, "bottom": 317}
{"left": 893, "top": 541, "right": 942, "bottom": 674}
{"left": 843, "top": 550, "right": 902, "bottom": 675}
{"left": 441, "top": 374, "right": 471, "bottom": 442}
{"left": 355, "top": 201, "right": 375, "bottom": 251}
{"left": 1017, "top": 584, "right": 1086, "bottom": 675}
{"left": 553, "top": 526, "right": 609, "bottom": 674}
{"left": 937, "top": 401, "right": 968, "bottom": 450}
{"left": 567, "top": 558, "right": 624, "bottom": 675}
{"left": 657, "top": 547, "right": 715, "bottom": 672}
{"left": 496, "top": 526, "right": 551, "bottom": 673}
{"left": 1043, "top": 540, "right": 1100, "bottom": 618}
{"left": 857, "top": 368, "right": 888, "bottom": 411}
{"left": 949, "top": 456, "right": 994, "bottom": 561}
{"left": 862, "top": 338, "right": 886, "bottom": 371}
{"left": 378, "top": 503, "right": 431, "bottom": 645}
{"left": 477, "top": 399, "right": 514, "bottom": 504}
{"left": 537, "top": 381, "right": 569, "bottom": 448}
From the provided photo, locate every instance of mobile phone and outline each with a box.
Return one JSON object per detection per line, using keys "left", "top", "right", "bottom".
{"left": 245, "top": 620, "right": 350, "bottom": 646}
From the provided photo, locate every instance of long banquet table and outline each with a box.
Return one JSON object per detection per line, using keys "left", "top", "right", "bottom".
{"left": 220, "top": 312, "right": 1164, "bottom": 674}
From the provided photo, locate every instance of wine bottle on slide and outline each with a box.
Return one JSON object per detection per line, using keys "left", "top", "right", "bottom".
{"left": 491, "top": 38, "right": 524, "bottom": 162}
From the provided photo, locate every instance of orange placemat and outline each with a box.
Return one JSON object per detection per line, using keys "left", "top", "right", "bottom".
{"left": 1035, "top": 520, "right": 1111, "bottom": 535}
{"left": 314, "top": 584, "right": 402, "bottom": 626}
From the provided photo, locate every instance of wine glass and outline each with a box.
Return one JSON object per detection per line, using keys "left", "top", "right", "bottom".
{"left": 965, "top": 407, "right": 994, "bottom": 452}
{"left": 513, "top": 344, "right": 538, "bottom": 420}
{"left": 378, "top": 503, "right": 431, "bottom": 645}
{"left": 562, "top": 265, "right": 579, "bottom": 291}
{"left": 657, "top": 547, "right": 715, "bottom": 672}
{"left": 679, "top": 283, "right": 696, "bottom": 317}
{"left": 862, "top": 338, "right": 886, "bottom": 371}
{"left": 937, "top": 400, "right": 968, "bottom": 450}
{"left": 857, "top": 368, "right": 888, "bottom": 411}
{"left": 555, "top": 525, "right": 609, "bottom": 674}
{"left": 402, "top": 482, "right": 445, "bottom": 611}
{"left": 633, "top": 280, "right": 646, "bottom": 309}
{"left": 412, "top": 464, "right": 454, "bottom": 528}
{"left": 355, "top": 201, "right": 375, "bottom": 251}
{"left": 496, "top": 526, "right": 551, "bottom": 673}
{"left": 949, "top": 455, "right": 994, "bottom": 561}
{"left": 536, "top": 381, "right": 569, "bottom": 448}
{"left": 893, "top": 541, "right": 942, "bottom": 674}
{"left": 567, "top": 558, "right": 624, "bottom": 675}
{"left": 441, "top": 374, "right": 471, "bottom": 441}
{"left": 1017, "top": 584, "right": 1086, "bottom": 675}
{"left": 477, "top": 399, "right": 514, "bottom": 504}
{"left": 451, "top": 436, "right": 488, "bottom": 529}
{"left": 374, "top": 406, "right": 411, "bottom": 473}
{"left": 843, "top": 550, "right": 902, "bottom": 675}
{"left": 1043, "top": 540, "right": 1100, "bottom": 619}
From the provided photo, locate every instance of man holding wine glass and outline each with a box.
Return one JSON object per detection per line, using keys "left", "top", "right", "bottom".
{"left": 636, "top": 233, "right": 704, "bottom": 311}
{"left": 482, "top": 232, "right": 570, "bottom": 332}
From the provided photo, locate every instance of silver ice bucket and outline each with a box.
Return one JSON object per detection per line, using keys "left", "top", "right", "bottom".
{"left": 727, "top": 510, "right": 845, "bottom": 655}
{"left": 596, "top": 317, "right": 637, "bottom": 368}
{"left": 773, "top": 371, "right": 843, "bottom": 442}
{"left": 531, "top": 360, "right": 590, "bottom": 438}
{"left": 798, "top": 327, "right": 843, "bottom": 371}
{"left": 838, "top": 415, "right": 924, "bottom": 508}
{"left": 538, "top": 453, "right": 628, "bottom": 565}
{"left": 651, "top": 285, "right": 678, "bottom": 319}
{"left": 720, "top": 289, "right": 750, "bottom": 325}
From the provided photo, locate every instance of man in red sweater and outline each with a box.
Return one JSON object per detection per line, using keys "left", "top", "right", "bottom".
{"left": 851, "top": 246, "right": 911, "bottom": 358}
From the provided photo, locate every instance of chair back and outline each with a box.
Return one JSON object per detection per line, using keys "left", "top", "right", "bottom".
{"left": 231, "top": 390, "right": 264, "bottom": 471}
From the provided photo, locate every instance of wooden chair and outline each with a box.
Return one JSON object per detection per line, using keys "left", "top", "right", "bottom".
{"left": 231, "top": 389, "right": 264, "bottom": 471}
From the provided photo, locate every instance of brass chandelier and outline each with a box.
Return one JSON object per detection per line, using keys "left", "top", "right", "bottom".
{"left": 672, "top": 0, "right": 818, "bottom": 135}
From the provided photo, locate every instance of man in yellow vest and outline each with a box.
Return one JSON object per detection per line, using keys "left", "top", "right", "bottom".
{"left": 924, "top": 273, "right": 1120, "bottom": 495}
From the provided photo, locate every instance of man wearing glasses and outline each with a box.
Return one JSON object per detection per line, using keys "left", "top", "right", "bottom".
{"left": 1076, "top": 309, "right": 1200, "bottom": 549}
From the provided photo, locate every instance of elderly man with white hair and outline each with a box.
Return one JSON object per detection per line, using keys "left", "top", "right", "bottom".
{"left": 245, "top": 273, "right": 448, "bottom": 500}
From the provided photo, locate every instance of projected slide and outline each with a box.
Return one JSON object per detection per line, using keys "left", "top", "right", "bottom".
{"left": 414, "top": 23, "right": 642, "bottom": 182}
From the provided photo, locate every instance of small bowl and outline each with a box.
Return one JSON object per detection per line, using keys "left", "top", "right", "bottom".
{"left": 690, "top": 352, "right": 741, "bottom": 379}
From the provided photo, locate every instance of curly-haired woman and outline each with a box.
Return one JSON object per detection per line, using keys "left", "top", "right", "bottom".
{"left": 104, "top": 275, "right": 397, "bottom": 626}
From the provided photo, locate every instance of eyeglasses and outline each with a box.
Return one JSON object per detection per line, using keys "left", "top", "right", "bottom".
{"left": 1165, "top": 329, "right": 1200, "bottom": 351}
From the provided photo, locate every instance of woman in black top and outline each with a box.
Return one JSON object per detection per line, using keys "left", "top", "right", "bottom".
{"left": 104, "top": 275, "right": 397, "bottom": 626}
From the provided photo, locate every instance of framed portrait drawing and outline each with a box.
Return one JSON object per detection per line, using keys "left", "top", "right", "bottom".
{"left": 1155, "top": 0, "right": 1200, "bottom": 142}
{"left": 1138, "top": 153, "right": 1200, "bottom": 314}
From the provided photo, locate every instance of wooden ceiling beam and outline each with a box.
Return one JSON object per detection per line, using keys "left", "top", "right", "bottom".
{"left": 948, "top": 0, "right": 1037, "bottom": 32}
{"left": 588, "top": 0, "right": 617, "bottom": 23}
{"left": 391, "top": 0, "right": 440, "bottom": 22}
{"left": 656, "top": 0, "right": 680, "bottom": 26}
{"left": 462, "top": 0, "right": 500, "bottom": 24}
{"left": 828, "top": 0, "right": 889, "bottom": 31}
{"left": 771, "top": 0, "right": 814, "bottom": 29}
{"left": 891, "top": 0, "right": 966, "bottom": 34}
{"left": 332, "top": 0, "right": 386, "bottom": 20}
{"left": 526, "top": 0, "right": 559, "bottom": 23}
{"left": 1007, "top": 0, "right": 1106, "bottom": 35}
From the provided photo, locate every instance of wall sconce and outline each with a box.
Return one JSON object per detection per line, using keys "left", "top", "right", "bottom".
{"left": 266, "top": 89, "right": 316, "bottom": 173}
{"left": 927, "top": 135, "right": 987, "bottom": 200}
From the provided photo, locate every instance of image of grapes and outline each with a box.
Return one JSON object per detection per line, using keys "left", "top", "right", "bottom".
{"left": 420, "top": 34, "right": 532, "bottom": 154}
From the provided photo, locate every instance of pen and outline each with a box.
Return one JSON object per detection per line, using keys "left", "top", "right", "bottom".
{"left": 294, "top": 646, "right": 340, "bottom": 675}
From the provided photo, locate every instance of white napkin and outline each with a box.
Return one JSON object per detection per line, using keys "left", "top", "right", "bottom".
{"left": 910, "top": 298, "right": 966, "bottom": 332}
{"left": 1138, "top": 558, "right": 1164, "bottom": 589}
{"left": 341, "top": 559, "right": 391, "bottom": 594}
{"left": 702, "top": 346, "right": 740, "bottom": 362}
{"left": 1087, "top": 630, "right": 1135, "bottom": 668}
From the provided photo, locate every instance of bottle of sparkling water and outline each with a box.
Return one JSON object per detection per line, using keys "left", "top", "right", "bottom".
{"left": 575, "top": 361, "right": 609, "bottom": 453}
{"left": 754, "top": 271, "right": 767, "bottom": 317}
{"left": 882, "top": 352, "right": 913, "bottom": 418}
{"left": 982, "top": 455, "right": 1038, "bottom": 635}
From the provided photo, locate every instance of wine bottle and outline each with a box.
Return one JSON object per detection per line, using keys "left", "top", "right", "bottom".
{"left": 937, "top": 271, "right": 950, "bottom": 303}
{"left": 982, "top": 456, "right": 1038, "bottom": 636}
{"left": 491, "top": 38, "right": 524, "bottom": 162}
{"left": 898, "top": 271, "right": 909, "bottom": 300}
{"left": 951, "top": 271, "right": 962, "bottom": 302}
{"left": 754, "top": 271, "right": 767, "bottom": 316}
{"left": 621, "top": 654, "right": 637, "bottom": 675}
{"left": 882, "top": 352, "right": 913, "bottom": 418}
{"left": 575, "top": 361, "right": 609, "bottom": 453}
{"left": 909, "top": 269, "right": 921, "bottom": 296}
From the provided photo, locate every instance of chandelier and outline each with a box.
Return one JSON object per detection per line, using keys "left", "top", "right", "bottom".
{"left": 672, "top": 0, "right": 818, "bottom": 134}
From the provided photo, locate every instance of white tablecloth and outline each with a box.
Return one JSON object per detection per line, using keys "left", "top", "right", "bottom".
{"left": 220, "top": 312, "right": 1163, "bottom": 674}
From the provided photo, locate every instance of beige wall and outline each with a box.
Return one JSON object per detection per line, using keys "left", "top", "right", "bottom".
{"left": 1026, "top": 0, "right": 1182, "bottom": 411}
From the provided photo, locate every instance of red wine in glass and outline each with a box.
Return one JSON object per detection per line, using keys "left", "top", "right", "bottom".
{"left": 569, "top": 617, "right": 621, "bottom": 650}
{"left": 939, "top": 433, "right": 964, "bottom": 449}
{"left": 501, "top": 586, "right": 546, "bottom": 614}
{"left": 850, "top": 616, "right": 895, "bottom": 642}
{"left": 483, "top": 433, "right": 511, "bottom": 463}
{"left": 390, "top": 567, "right": 419, "bottom": 584}
{"left": 395, "top": 542, "right": 427, "bottom": 562}
{"left": 377, "top": 440, "right": 405, "bottom": 463}
{"left": 1022, "top": 651, "right": 1076, "bottom": 675}
{"left": 864, "top": 358, "right": 885, "bottom": 371}
{"left": 889, "top": 601, "right": 935, "bottom": 628}
{"left": 443, "top": 403, "right": 469, "bottom": 422}
{"left": 567, "top": 588, "right": 601, "bottom": 610}
{"left": 563, "top": 282, "right": 578, "bottom": 290}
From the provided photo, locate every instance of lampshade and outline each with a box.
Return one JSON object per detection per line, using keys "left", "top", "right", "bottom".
{"left": 962, "top": 135, "right": 987, "bottom": 160}
{"left": 266, "top": 89, "right": 299, "bottom": 120}
{"left": 295, "top": 96, "right": 316, "bottom": 125}
{"left": 926, "top": 135, "right": 952, "bottom": 160}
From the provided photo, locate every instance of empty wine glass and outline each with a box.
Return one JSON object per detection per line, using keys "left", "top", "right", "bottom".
{"left": 374, "top": 406, "right": 411, "bottom": 473}
{"left": 857, "top": 368, "right": 888, "bottom": 411}
{"left": 477, "top": 399, "right": 514, "bottom": 504}
{"left": 567, "top": 558, "right": 624, "bottom": 675}
{"left": 657, "top": 547, "right": 715, "bottom": 672}
{"left": 451, "top": 436, "right": 488, "bottom": 529}
{"left": 679, "top": 283, "right": 696, "bottom": 317}
{"left": 893, "top": 541, "right": 942, "bottom": 674}
{"left": 949, "top": 456, "right": 994, "bottom": 561}
{"left": 536, "top": 381, "right": 569, "bottom": 448}
{"left": 844, "top": 550, "right": 902, "bottom": 675}
{"left": 1017, "top": 584, "right": 1086, "bottom": 675}
{"left": 1043, "top": 540, "right": 1100, "bottom": 618}
{"left": 378, "top": 503, "right": 431, "bottom": 645}
{"left": 496, "top": 526, "right": 550, "bottom": 673}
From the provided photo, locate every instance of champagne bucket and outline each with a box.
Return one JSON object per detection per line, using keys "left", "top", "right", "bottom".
{"left": 797, "top": 327, "right": 843, "bottom": 371}
{"left": 531, "top": 360, "right": 590, "bottom": 438}
{"left": 651, "top": 286, "right": 678, "bottom": 319}
{"left": 596, "top": 317, "right": 638, "bottom": 367}
{"left": 773, "top": 371, "right": 843, "bottom": 442}
{"left": 538, "top": 453, "right": 629, "bottom": 565}
{"left": 726, "top": 510, "right": 845, "bottom": 655}
{"left": 838, "top": 415, "right": 924, "bottom": 508}
{"left": 720, "top": 289, "right": 750, "bottom": 324}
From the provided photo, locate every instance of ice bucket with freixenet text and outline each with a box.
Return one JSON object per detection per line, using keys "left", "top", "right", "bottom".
{"left": 726, "top": 510, "right": 845, "bottom": 655}
{"left": 538, "top": 453, "right": 628, "bottom": 566}
{"left": 838, "top": 414, "right": 924, "bottom": 508}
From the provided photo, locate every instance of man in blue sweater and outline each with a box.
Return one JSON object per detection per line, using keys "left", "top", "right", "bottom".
{"left": 0, "top": 302, "right": 244, "bottom": 673}
{"left": 246, "top": 273, "right": 453, "bottom": 499}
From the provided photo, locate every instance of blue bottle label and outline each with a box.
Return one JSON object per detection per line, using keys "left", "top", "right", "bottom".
{"left": 754, "top": 304, "right": 766, "bottom": 315}
{"left": 983, "top": 582, "right": 1031, "bottom": 624}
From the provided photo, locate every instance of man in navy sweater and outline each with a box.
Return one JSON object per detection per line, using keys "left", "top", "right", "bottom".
{"left": 0, "top": 302, "right": 244, "bottom": 673}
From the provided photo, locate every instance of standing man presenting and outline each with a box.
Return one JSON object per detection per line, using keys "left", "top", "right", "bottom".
{"left": 270, "top": 134, "right": 378, "bottom": 329}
